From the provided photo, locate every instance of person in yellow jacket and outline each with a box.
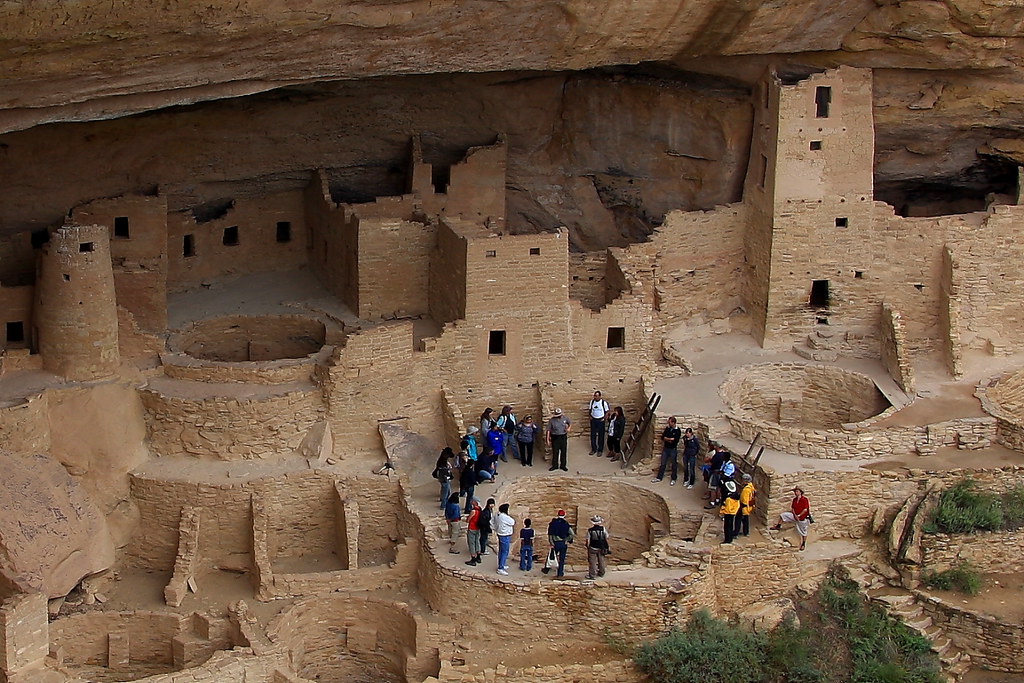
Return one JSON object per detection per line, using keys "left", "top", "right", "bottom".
{"left": 735, "top": 473, "right": 756, "bottom": 538}
{"left": 720, "top": 477, "right": 741, "bottom": 544}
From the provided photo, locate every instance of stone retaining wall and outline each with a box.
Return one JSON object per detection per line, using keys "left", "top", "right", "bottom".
{"left": 140, "top": 384, "right": 324, "bottom": 459}
{"left": 438, "top": 659, "right": 643, "bottom": 683}
{"left": 977, "top": 370, "right": 1024, "bottom": 452}
{"left": 916, "top": 591, "right": 1024, "bottom": 673}
{"left": 161, "top": 350, "right": 327, "bottom": 385}
{"left": 920, "top": 530, "right": 1024, "bottom": 574}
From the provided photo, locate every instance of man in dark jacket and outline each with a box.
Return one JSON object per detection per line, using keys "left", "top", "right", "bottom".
{"left": 546, "top": 509, "right": 575, "bottom": 578}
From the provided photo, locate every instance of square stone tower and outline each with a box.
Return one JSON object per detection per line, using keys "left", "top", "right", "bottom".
{"left": 744, "top": 66, "right": 875, "bottom": 346}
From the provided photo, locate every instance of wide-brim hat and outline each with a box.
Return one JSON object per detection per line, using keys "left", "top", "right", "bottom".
{"left": 591, "top": 515, "right": 604, "bottom": 524}
{"left": 553, "top": 408, "right": 563, "bottom": 416}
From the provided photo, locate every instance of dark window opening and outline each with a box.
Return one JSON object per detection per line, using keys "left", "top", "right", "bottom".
{"left": 276, "top": 221, "right": 292, "bottom": 243}
{"left": 183, "top": 234, "right": 195, "bottom": 258}
{"left": 758, "top": 154, "right": 768, "bottom": 189}
{"left": 815, "top": 86, "right": 832, "bottom": 118}
{"left": 835, "top": 217, "right": 848, "bottom": 228}
{"left": 6, "top": 321, "right": 25, "bottom": 343}
{"left": 809, "top": 140, "right": 823, "bottom": 151}
{"left": 222, "top": 226, "right": 239, "bottom": 246}
{"left": 488, "top": 330, "right": 506, "bottom": 356}
{"left": 62, "top": 273, "right": 70, "bottom": 282}
{"left": 809, "top": 280, "right": 830, "bottom": 308}
{"left": 914, "top": 283, "right": 925, "bottom": 291}
{"left": 529, "top": 247, "right": 541, "bottom": 256}
{"left": 113, "top": 216, "right": 130, "bottom": 239}
{"left": 607, "top": 327, "right": 626, "bottom": 349}
{"left": 79, "top": 242, "right": 94, "bottom": 253}
{"left": 30, "top": 229, "right": 49, "bottom": 249}
{"left": 816, "top": 316, "right": 830, "bottom": 325}
{"left": 432, "top": 165, "right": 451, "bottom": 194}
{"left": 485, "top": 250, "right": 497, "bottom": 258}
{"left": 855, "top": 271, "right": 864, "bottom": 279}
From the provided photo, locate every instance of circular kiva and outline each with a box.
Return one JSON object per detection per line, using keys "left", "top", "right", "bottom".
{"left": 170, "top": 314, "right": 326, "bottom": 363}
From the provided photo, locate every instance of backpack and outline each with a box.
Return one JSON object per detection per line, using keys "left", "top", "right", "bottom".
{"left": 588, "top": 526, "right": 608, "bottom": 550}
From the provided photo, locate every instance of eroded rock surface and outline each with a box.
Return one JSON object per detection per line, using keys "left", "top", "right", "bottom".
{"left": 0, "top": 452, "right": 114, "bottom": 599}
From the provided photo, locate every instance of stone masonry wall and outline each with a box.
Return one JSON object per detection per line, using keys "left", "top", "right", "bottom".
{"left": 0, "top": 593, "right": 47, "bottom": 677}
{"left": 167, "top": 190, "right": 308, "bottom": 292}
{"left": 439, "top": 660, "right": 644, "bottom": 683}
{"left": 140, "top": 382, "right": 325, "bottom": 459}
{"left": 880, "top": 303, "right": 916, "bottom": 394}
{"left": 569, "top": 251, "right": 609, "bottom": 311}
{"left": 916, "top": 592, "right": 1024, "bottom": 673}
{"left": 920, "top": 529, "right": 1024, "bottom": 574}
{"left": 356, "top": 213, "right": 435, "bottom": 320}
{"left": 0, "top": 285, "right": 33, "bottom": 352}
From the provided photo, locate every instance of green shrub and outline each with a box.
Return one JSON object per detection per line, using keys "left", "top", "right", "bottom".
{"left": 634, "top": 610, "right": 767, "bottom": 683}
{"left": 922, "top": 563, "right": 983, "bottom": 595}
{"left": 928, "top": 479, "right": 1003, "bottom": 533}
{"left": 1001, "top": 486, "right": 1024, "bottom": 530}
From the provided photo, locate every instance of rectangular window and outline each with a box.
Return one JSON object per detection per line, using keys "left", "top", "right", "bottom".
{"left": 809, "top": 280, "right": 830, "bottom": 308}
{"left": 758, "top": 154, "right": 768, "bottom": 189}
{"left": 183, "top": 234, "right": 195, "bottom": 258}
{"left": 79, "top": 242, "right": 94, "bottom": 253}
{"left": 276, "top": 221, "right": 292, "bottom": 243}
{"left": 62, "top": 273, "right": 70, "bottom": 282}
{"left": 6, "top": 321, "right": 25, "bottom": 343}
{"left": 222, "top": 226, "right": 239, "bottom": 246}
{"left": 488, "top": 330, "right": 506, "bottom": 356}
{"left": 113, "top": 216, "right": 130, "bottom": 239}
{"left": 809, "top": 140, "right": 822, "bottom": 151}
{"left": 855, "top": 271, "right": 864, "bottom": 279}
{"left": 815, "top": 86, "right": 832, "bottom": 118}
{"left": 485, "top": 250, "right": 497, "bottom": 258}
{"left": 30, "top": 229, "right": 48, "bottom": 249}
{"left": 835, "top": 217, "right": 848, "bottom": 228}
{"left": 607, "top": 327, "right": 625, "bottom": 349}
{"left": 529, "top": 247, "right": 541, "bottom": 256}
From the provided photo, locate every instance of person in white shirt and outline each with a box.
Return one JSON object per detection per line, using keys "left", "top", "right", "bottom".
{"left": 588, "top": 390, "right": 610, "bottom": 455}
{"left": 494, "top": 503, "right": 516, "bottom": 575}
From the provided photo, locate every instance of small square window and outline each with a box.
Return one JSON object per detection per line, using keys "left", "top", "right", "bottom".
{"left": 529, "top": 247, "right": 541, "bottom": 256}
{"left": 79, "top": 242, "right": 94, "bottom": 253}
{"left": 223, "top": 226, "right": 239, "bottom": 246}
{"left": 485, "top": 250, "right": 497, "bottom": 258}
{"left": 835, "top": 217, "right": 848, "bottom": 228}
{"left": 183, "top": 234, "right": 195, "bottom": 258}
{"left": 276, "top": 221, "right": 292, "bottom": 243}
{"left": 914, "top": 283, "right": 924, "bottom": 291}
{"left": 809, "top": 140, "right": 822, "bottom": 151}
{"left": 6, "top": 321, "right": 25, "bottom": 343}
{"left": 63, "top": 273, "right": 70, "bottom": 282}
{"left": 113, "top": 216, "right": 130, "bottom": 239}
{"left": 854, "top": 271, "right": 863, "bottom": 279}
{"left": 607, "top": 327, "right": 625, "bottom": 349}
{"left": 488, "top": 330, "right": 506, "bottom": 356}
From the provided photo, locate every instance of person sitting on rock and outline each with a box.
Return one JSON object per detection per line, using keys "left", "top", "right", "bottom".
{"left": 771, "top": 487, "right": 811, "bottom": 551}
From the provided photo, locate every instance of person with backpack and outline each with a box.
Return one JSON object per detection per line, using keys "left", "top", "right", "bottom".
{"left": 515, "top": 415, "right": 540, "bottom": 467}
{"left": 496, "top": 405, "right": 519, "bottom": 462}
{"left": 432, "top": 447, "right": 454, "bottom": 510}
{"left": 459, "top": 452, "right": 476, "bottom": 514}
{"left": 735, "top": 473, "right": 756, "bottom": 537}
{"left": 606, "top": 406, "right": 626, "bottom": 461}
{"left": 478, "top": 498, "right": 496, "bottom": 557}
{"left": 585, "top": 515, "right": 610, "bottom": 579}
{"left": 720, "top": 476, "right": 741, "bottom": 544}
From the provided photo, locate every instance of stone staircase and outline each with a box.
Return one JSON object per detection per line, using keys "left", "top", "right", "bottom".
{"left": 843, "top": 564, "right": 972, "bottom": 683}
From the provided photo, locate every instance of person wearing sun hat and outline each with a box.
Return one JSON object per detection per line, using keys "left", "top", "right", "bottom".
{"left": 546, "top": 408, "right": 572, "bottom": 472}
{"left": 585, "top": 515, "right": 610, "bottom": 579}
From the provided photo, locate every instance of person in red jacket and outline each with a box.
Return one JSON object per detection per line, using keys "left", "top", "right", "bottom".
{"left": 771, "top": 487, "right": 811, "bottom": 550}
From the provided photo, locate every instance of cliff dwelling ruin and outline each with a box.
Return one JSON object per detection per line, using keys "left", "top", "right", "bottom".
{"left": 3, "top": 3, "right": 1024, "bottom": 683}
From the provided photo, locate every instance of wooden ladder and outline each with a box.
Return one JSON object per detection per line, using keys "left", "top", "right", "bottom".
{"left": 621, "top": 392, "right": 661, "bottom": 468}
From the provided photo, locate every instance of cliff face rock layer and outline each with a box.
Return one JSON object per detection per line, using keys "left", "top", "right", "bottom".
{"left": 1, "top": 1, "right": 1023, "bottom": 246}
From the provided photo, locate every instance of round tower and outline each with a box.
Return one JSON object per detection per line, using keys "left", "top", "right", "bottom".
{"left": 35, "top": 224, "right": 120, "bottom": 380}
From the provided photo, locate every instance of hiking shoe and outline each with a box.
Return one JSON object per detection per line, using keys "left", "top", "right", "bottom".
{"left": 686, "top": 484, "right": 694, "bottom": 489}
{"left": 670, "top": 480, "right": 677, "bottom": 486}
{"left": 497, "top": 569, "right": 509, "bottom": 576}
{"left": 560, "top": 466, "right": 568, "bottom": 471}
{"left": 651, "top": 478, "right": 661, "bottom": 483}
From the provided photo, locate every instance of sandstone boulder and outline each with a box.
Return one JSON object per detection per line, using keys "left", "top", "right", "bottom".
{"left": 0, "top": 452, "right": 114, "bottom": 598}
{"left": 737, "top": 596, "right": 799, "bottom": 632}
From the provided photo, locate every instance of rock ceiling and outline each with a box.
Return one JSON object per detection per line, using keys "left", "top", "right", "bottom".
{"left": 2, "top": 0, "right": 1024, "bottom": 247}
